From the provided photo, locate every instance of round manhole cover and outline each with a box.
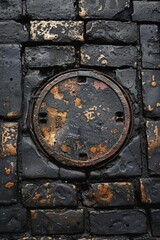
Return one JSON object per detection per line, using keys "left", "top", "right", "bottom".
{"left": 30, "top": 69, "right": 132, "bottom": 167}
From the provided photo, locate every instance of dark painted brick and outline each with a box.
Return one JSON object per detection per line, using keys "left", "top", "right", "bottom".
{"left": 22, "top": 136, "right": 59, "bottom": 179}
{"left": 31, "top": 209, "right": 84, "bottom": 235}
{"left": 0, "top": 44, "right": 22, "bottom": 118}
{"left": 86, "top": 21, "right": 137, "bottom": 43}
{"left": 116, "top": 68, "right": 138, "bottom": 101}
{"left": 90, "top": 136, "right": 142, "bottom": 179}
{"left": 132, "top": 1, "right": 160, "bottom": 22}
{"left": 151, "top": 209, "right": 160, "bottom": 236}
{"left": 25, "top": 46, "right": 75, "bottom": 68}
{"left": 142, "top": 70, "right": 160, "bottom": 117}
{"left": 0, "top": 122, "right": 18, "bottom": 204}
{"left": 0, "top": 207, "right": 27, "bottom": 233}
{"left": 22, "top": 182, "right": 77, "bottom": 207}
{"left": 90, "top": 210, "right": 147, "bottom": 235}
{"left": 26, "top": 0, "right": 76, "bottom": 20}
{"left": 79, "top": 238, "right": 129, "bottom": 240}
{"left": 0, "top": 21, "right": 28, "bottom": 43}
{"left": 0, "top": 0, "right": 22, "bottom": 20}
{"left": 140, "top": 178, "right": 160, "bottom": 204}
{"left": 60, "top": 167, "right": 86, "bottom": 179}
{"left": 146, "top": 121, "right": 160, "bottom": 175}
{"left": 79, "top": 0, "right": 130, "bottom": 19}
{"left": 81, "top": 45, "right": 138, "bottom": 68}
{"left": 30, "top": 21, "right": 84, "bottom": 42}
{"left": 140, "top": 25, "right": 160, "bottom": 69}
{"left": 82, "top": 182, "right": 135, "bottom": 207}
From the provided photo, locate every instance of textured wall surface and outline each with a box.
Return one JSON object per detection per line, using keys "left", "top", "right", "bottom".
{"left": 0, "top": 0, "right": 160, "bottom": 239}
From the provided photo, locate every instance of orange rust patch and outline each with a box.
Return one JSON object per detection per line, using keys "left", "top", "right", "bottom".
{"left": 140, "top": 181, "right": 148, "bottom": 203}
{"left": 6, "top": 144, "right": 16, "bottom": 155}
{"left": 95, "top": 184, "right": 113, "bottom": 204}
{"left": 7, "top": 112, "right": 19, "bottom": 118}
{"left": 89, "top": 144, "right": 107, "bottom": 155}
{"left": 31, "top": 210, "right": 38, "bottom": 220}
{"left": 41, "top": 107, "right": 67, "bottom": 146}
{"left": 5, "top": 168, "right": 11, "bottom": 175}
{"left": 147, "top": 105, "right": 154, "bottom": 111}
{"left": 5, "top": 182, "right": 14, "bottom": 189}
{"left": 93, "top": 80, "right": 108, "bottom": 90}
{"left": 148, "top": 124, "right": 160, "bottom": 153}
{"left": 61, "top": 144, "right": 71, "bottom": 153}
{"left": 74, "top": 97, "right": 83, "bottom": 108}
{"left": 151, "top": 81, "right": 157, "bottom": 87}
{"left": 50, "top": 85, "right": 64, "bottom": 100}
{"left": 60, "top": 79, "right": 80, "bottom": 96}
{"left": 157, "top": 102, "right": 160, "bottom": 107}
{"left": 33, "top": 193, "right": 41, "bottom": 200}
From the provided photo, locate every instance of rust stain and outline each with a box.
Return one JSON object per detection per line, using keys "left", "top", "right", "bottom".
{"left": 31, "top": 210, "right": 38, "bottom": 220}
{"left": 140, "top": 180, "right": 148, "bottom": 203}
{"left": 61, "top": 144, "right": 71, "bottom": 153}
{"left": 74, "top": 97, "right": 83, "bottom": 108}
{"left": 147, "top": 105, "right": 154, "bottom": 111}
{"left": 7, "top": 112, "right": 18, "bottom": 118}
{"left": 5, "top": 168, "right": 11, "bottom": 175}
{"left": 51, "top": 85, "right": 64, "bottom": 100}
{"left": 95, "top": 184, "right": 113, "bottom": 204}
{"left": 157, "top": 102, "right": 160, "bottom": 107}
{"left": 148, "top": 124, "right": 160, "bottom": 153}
{"left": 151, "top": 81, "right": 157, "bottom": 87}
{"left": 33, "top": 193, "right": 41, "bottom": 200}
{"left": 5, "top": 182, "right": 14, "bottom": 189}
{"left": 6, "top": 144, "right": 16, "bottom": 155}
{"left": 89, "top": 144, "right": 106, "bottom": 155}
{"left": 41, "top": 107, "right": 67, "bottom": 146}
{"left": 44, "top": 183, "right": 50, "bottom": 188}
{"left": 61, "top": 79, "right": 80, "bottom": 96}
{"left": 93, "top": 80, "right": 108, "bottom": 90}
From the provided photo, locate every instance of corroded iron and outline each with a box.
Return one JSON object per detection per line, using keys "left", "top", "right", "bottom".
{"left": 30, "top": 69, "right": 132, "bottom": 167}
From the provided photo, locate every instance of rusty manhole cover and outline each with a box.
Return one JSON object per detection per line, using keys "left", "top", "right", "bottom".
{"left": 30, "top": 69, "right": 132, "bottom": 167}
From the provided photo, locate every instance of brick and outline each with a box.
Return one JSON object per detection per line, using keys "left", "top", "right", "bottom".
{"left": 142, "top": 70, "right": 160, "bottom": 117}
{"left": 0, "top": 44, "right": 22, "bottom": 118}
{"left": 26, "top": 0, "right": 76, "bottom": 20}
{"left": 31, "top": 209, "right": 84, "bottom": 235}
{"left": 90, "top": 210, "right": 147, "bottom": 235}
{"left": 0, "top": 0, "right": 22, "bottom": 20}
{"left": 30, "top": 21, "right": 84, "bottom": 42}
{"left": 151, "top": 209, "right": 160, "bottom": 236}
{"left": 90, "top": 136, "right": 142, "bottom": 179}
{"left": 146, "top": 121, "right": 160, "bottom": 175}
{"left": 22, "top": 136, "right": 59, "bottom": 179}
{"left": 81, "top": 45, "right": 138, "bottom": 68}
{"left": 60, "top": 168, "right": 86, "bottom": 179}
{"left": 22, "top": 182, "right": 77, "bottom": 207}
{"left": 25, "top": 46, "right": 75, "bottom": 68}
{"left": 79, "top": 0, "right": 130, "bottom": 19}
{"left": 86, "top": 21, "right": 137, "bottom": 44}
{"left": 132, "top": 1, "right": 160, "bottom": 22}
{"left": 140, "top": 178, "right": 160, "bottom": 204}
{"left": 140, "top": 25, "right": 160, "bottom": 69}
{"left": 0, "top": 21, "right": 28, "bottom": 43}
{"left": 0, "top": 207, "right": 27, "bottom": 233}
{"left": 82, "top": 182, "right": 135, "bottom": 207}
{"left": 0, "top": 123, "right": 18, "bottom": 204}
{"left": 116, "top": 68, "right": 138, "bottom": 101}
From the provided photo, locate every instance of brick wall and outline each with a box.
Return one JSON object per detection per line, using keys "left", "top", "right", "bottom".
{"left": 0, "top": 0, "right": 160, "bottom": 239}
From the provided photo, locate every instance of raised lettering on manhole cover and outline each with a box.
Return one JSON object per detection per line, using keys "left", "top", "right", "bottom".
{"left": 30, "top": 70, "right": 132, "bottom": 167}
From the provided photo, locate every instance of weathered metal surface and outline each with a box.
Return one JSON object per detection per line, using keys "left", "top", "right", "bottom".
{"left": 30, "top": 70, "right": 132, "bottom": 167}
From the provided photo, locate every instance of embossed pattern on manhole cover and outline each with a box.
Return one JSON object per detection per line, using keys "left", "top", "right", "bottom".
{"left": 30, "top": 70, "right": 132, "bottom": 167}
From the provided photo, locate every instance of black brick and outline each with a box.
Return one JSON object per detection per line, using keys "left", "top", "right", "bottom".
{"left": 25, "top": 46, "right": 75, "bottom": 68}
{"left": 22, "top": 182, "right": 77, "bottom": 207}
{"left": 0, "top": 123, "right": 18, "bottom": 204}
{"left": 0, "top": 0, "right": 22, "bottom": 20}
{"left": 26, "top": 0, "right": 76, "bottom": 20}
{"left": 142, "top": 70, "right": 160, "bottom": 117}
{"left": 132, "top": 1, "right": 160, "bottom": 22}
{"left": 31, "top": 209, "right": 84, "bottom": 235}
{"left": 0, "top": 44, "right": 22, "bottom": 118}
{"left": 151, "top": 209, "right": 160, "bottom": 236}
{"left": 0, "top": 207, "right": 27, "bottom": 233}
{"left": 140, "top": 25, "right": 160, "bottom": 69}
{"left": 146, "top": 121, "right": 160, "bottom": 175}
{"left": 90, "top": 136, "right": 142, "bottom": 179}
{"left": 30, "top": 21, "right": 84, "bottom": 42}
{"left": 86, "top": 21, "right": 137, "bottom": 44}
{"left": 79, "top": 0, "right": 130, "bottom": 19}
{"left": 22, "top": 136, "right": 59, "bottom": 179}
{"left": 60, "top": 168, "right": 86, "bottom": 180}
{"left": 90, "top": 210, "right": 147, "bottom": 235}
{"left": 82, "top": 182, "right": 135, "bottom": 207}
{"left": 0, "top": 21, "right": 28, "bottom": 43}
{"left": 140, "top": 178, "right": 160, "bottom": 204}
{"left": 81, "top": 45, "right": 138, "bottom": 68}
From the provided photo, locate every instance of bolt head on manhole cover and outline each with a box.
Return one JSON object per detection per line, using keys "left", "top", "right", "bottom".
{"left": 30, "top": 69, "right": 132, "bottom": 168}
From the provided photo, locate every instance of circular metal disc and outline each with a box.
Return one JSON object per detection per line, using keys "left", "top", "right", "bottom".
{"left": 30, "top": 70, "right": 132, "bottom": 167}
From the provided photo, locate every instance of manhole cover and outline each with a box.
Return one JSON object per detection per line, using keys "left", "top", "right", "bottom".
{"left": 30, "top": 69, "right": 132, "bottom": 167}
